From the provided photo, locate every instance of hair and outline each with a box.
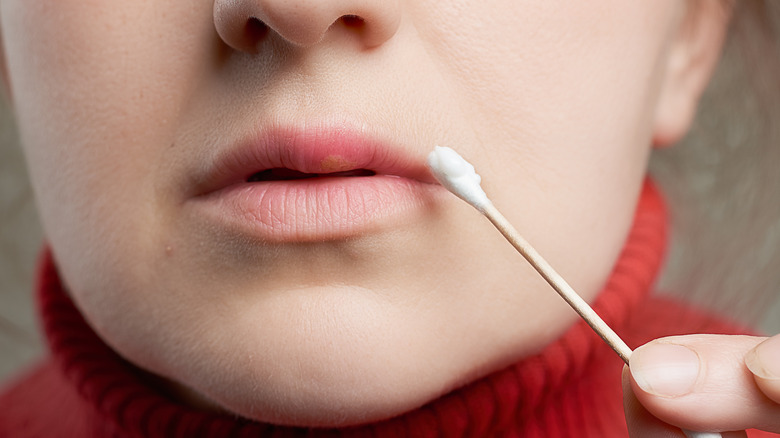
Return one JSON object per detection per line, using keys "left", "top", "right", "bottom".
{"left": 651, "top": 0, "right": 780, "bottom": 332}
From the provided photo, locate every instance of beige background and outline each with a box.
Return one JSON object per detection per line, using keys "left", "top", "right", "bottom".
{"left": 1, "top": 106, "right": 44, "bottom": 382}
{"left": 1, "top": 6, "right": 780, "bottom": 385}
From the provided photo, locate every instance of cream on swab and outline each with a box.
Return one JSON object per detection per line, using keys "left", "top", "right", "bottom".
{"left": 427, "top": 146, "right": 719, "bottom": 438}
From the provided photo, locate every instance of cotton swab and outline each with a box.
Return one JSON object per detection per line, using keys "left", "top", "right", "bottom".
{"left": 427, "top": 146, "right": 719, "bottom": 438}
{"left": 427, "top": 145, "right": 632, "bottom": 363}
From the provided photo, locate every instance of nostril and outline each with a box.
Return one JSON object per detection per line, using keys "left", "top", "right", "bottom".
{"left": 245, "top": 17, "right": 269, "bottom": 43}
{"left": 340, "top": 15, "right": 365, "bottom": 29}
{"left": 214, "top": 0, "right": 400, "bottom": 52}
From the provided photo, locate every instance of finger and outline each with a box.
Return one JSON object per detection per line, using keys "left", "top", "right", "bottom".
{"left": 628, "top": 334, "right": 780, "bottom": 433}
{"left": 623, "top": 367, "right": 748, "bottom": 438}
{"left": 745, "top": 334, "right": 780, "bottom": 405}
{"left": 623, "top": 366, "right": 688, "bottom": 438}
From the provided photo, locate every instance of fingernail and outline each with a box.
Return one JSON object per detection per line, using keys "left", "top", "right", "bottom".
{"left": 746, "top": 335, "right": 780, "bottom": 380}
{"left": 630, "top": 343, "right": 700, "bottom": 398}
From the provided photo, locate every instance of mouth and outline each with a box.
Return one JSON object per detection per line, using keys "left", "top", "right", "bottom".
{"left": 188, "top": 124, "right": 442, "bottom": 243}
{"left": 246, "top": 168, "right": 376, "bottom": 182}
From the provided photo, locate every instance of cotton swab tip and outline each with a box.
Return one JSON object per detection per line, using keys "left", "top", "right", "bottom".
{"left": 427, "top": 146, "right": 491, "bottom": 211}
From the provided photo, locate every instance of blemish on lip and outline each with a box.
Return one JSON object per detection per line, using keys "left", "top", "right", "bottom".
{"left": 319, "top": 155, "right": 357, "bottom": 173}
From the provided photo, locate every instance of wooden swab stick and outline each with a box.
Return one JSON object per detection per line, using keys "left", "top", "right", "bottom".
{"left": 426, "top": 145, "right": 632, "bottom": 364}
{"left": 427, "top": 146, "right": 719, "bottom": 438}
{"left": 479, "top": 201, "right": 632, "bottom": 364}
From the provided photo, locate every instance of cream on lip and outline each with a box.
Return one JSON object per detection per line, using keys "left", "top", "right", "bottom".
{"left": 194, "top": 125, "right": 437, "bottom": 197}
{"left": 187, "top": 126, "right": 442, "bottom": 243}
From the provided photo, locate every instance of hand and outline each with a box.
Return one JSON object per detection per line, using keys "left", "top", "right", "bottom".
{"left": 623, "top": 334, "right": 780, "bottom": 437}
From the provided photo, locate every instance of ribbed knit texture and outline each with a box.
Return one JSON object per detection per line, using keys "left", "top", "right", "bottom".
{"left": 0, "top": 182, "right": 770, "bottom": 437}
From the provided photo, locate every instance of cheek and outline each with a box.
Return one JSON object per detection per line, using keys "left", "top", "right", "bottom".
{"left": 417, "top": 1, "right": 677, "bottom": 151}
{"left": 413, "top": 0, "right": 679, "bottom": 294}
{"left": 1, "top": 1, "right": 214, "bottom": 285}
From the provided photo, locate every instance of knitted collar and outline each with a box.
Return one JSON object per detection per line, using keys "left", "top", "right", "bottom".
{"left": 37, "top": 181, "right": 666, "bottom": 437}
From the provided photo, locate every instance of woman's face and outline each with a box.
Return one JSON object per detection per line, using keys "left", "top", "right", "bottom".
{"left": 1, "top": 0, "right": 711, "bottom": 427}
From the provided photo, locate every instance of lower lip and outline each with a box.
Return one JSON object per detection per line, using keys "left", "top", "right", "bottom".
{"left": 190, "top": 176, "right": 440, "bottom": 243}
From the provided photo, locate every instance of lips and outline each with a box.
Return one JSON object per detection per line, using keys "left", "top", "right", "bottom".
{"left": 189, "top": 125, "right": 442, "bottom": 242}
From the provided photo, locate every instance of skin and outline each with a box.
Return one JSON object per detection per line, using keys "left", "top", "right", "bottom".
{"left": 624, "top": 334, "right": 780, "bottom": 436}
{"left": 1, "top": 0, "right": 777, "bottom": 433}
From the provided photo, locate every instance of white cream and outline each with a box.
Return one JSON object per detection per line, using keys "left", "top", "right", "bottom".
{"left": 426, "top": 146, "right": 491, "bottom": 212}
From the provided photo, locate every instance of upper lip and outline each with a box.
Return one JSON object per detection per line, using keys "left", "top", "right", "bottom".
{"left": 193, "top": 123, "right": 437, "bottom": 196}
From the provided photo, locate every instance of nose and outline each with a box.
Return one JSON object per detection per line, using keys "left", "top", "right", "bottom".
{"left": 214, "top": 0, "right": 401, "bottom": 52}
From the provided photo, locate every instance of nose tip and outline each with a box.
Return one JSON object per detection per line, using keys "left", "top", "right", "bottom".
{"left": 213, "top": 0, "right": 401, "bottom": 52}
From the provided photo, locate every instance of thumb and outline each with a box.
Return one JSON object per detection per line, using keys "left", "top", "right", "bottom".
{"left": 622, "top": 366, "right": 688, "bottom": 438}
{"left": 745, "top": 334, "right": 780, "bottom": 405}
{"left": 622, "top": 366, "right": 747, "bottom": 438}
{"left": 626, "top": 334, "right": 780, "bottom": 433}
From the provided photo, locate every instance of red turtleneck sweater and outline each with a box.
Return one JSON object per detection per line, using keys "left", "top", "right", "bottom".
{"left": 0, "top": 183, "right": 774, "bottom": 437}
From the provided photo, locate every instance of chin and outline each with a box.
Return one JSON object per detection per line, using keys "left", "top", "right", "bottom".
{"left": 217, "top": 374, "right": 438, "bottom": 427}
{"left": 146, "top": 284, "right": 498, "bottom": 428}
{"left": 175, "top": 339, "right": 461, "bottom": 428}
